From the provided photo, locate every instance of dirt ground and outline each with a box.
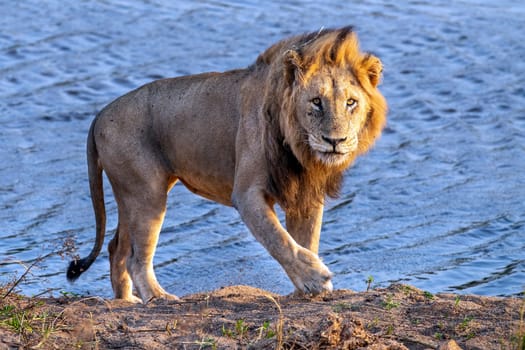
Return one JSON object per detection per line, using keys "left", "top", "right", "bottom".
{"left": 0, "top": 284, "right": 523, "bottom": 350}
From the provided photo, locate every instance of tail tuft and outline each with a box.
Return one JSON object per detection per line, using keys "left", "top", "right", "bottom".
{"left": 67, "top": 259, "right": 89, "bottom": 281}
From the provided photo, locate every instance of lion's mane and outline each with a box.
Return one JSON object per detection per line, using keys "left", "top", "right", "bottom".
{"left": 256, "top": 27, "right": 387, "bottom": 215}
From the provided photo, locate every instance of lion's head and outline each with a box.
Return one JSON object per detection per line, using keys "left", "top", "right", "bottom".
{"left": 259, "top": 27, "right": 387, "bottom": 213}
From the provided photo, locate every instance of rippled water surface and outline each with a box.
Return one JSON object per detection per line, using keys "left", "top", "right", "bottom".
{"left": 1, "top": 0, "right": 524, "bottom": 298}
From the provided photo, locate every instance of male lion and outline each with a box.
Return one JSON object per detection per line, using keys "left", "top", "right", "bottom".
{"left": 67, "top": 26, "right": 387, "bottom": 303}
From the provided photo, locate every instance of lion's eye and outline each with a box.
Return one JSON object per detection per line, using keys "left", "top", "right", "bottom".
{"left": 346, "top": 98, "right": 357, "bottom": 109}
{"left": 311, "top": 97, "right": 323, "bottom": 110}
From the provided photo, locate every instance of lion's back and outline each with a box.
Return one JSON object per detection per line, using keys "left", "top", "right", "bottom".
{"left": 93, "top": 69, "right": 254, "bottom": 205}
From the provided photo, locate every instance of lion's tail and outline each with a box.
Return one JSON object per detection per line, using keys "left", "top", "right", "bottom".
{"left": 67, "top": 118, "right": 106, "bottom": 281}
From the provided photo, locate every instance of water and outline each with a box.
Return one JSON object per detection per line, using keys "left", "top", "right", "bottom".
{"left": 1, "top": 0, "right": 524, "bottom": 298}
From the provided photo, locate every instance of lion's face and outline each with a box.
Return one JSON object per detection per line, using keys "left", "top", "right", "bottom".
{"left": 294, "top": 67, "right": 369, "bottom": 167}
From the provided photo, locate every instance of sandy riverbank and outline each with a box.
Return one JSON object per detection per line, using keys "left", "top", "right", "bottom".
{"left": 1, "top": 284, "right": 523, "bottom": 349}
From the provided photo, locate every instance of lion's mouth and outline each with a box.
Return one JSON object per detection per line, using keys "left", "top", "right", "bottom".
{"left": 315, "top": 150, "right": 349, "bottom": 165}
{"left": 319, "top": 150, "right": 348, "bottom": 159}
{"left": 320, "top": 150, "right": 347, "bottom": 156}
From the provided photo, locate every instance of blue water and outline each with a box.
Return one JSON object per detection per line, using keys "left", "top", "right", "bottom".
{"left": 1, "top": 0, "right": 524, "bottom": 298}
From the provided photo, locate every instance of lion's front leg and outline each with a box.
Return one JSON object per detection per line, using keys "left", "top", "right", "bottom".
{"left": 285, "top": 204, "right": 324, "bottom": 254}
{"left": 232, "top": 188, "right": 332, "bottom": 295}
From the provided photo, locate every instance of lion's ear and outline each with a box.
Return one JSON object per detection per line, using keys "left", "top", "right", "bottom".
{"left": 361, "top": 54, "right": 383, "bottom": 87}
{"left": 284, "top": 49, "right": 304, "bottom": 85}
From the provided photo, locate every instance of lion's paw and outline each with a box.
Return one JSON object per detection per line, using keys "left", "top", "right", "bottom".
{"left": 287, "top": 247, "right": 333, "bottom": 295}
{"left": 144, "top": 292, "right": 180, "bottom": 304}
{"left": 116, "top": 294, "right": 143, "bottom": 303}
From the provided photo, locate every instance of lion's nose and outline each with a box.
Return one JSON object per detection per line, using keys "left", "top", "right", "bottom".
{"left": 322, "top": 136, "right": 347, "bottom": 149}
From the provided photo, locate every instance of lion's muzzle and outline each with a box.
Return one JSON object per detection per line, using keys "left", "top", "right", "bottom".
{"left": 308, "top": 133, "right": 357, "bottom": 165}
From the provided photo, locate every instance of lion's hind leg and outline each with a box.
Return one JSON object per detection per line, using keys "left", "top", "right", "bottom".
{"left": 108, "top": 224, "right": 142, "bottom": 303}
{"left": 113, "top": 181, "right": 178, "bottom": 303}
